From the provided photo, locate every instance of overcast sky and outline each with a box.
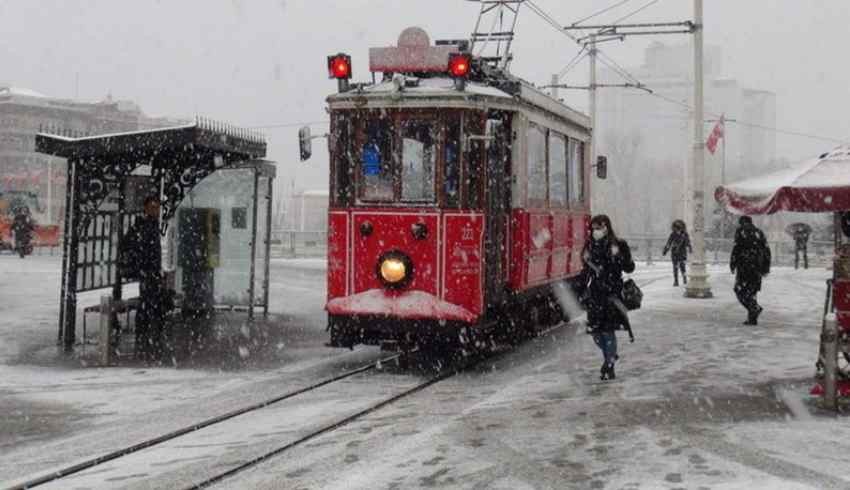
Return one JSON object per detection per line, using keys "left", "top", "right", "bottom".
{"left": 2, "top": 0, "right": 848, "bottom": 191}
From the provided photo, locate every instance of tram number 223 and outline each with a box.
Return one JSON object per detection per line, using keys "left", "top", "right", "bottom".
{"left": 461, "top": 226, "right": 474, "bottom": 241}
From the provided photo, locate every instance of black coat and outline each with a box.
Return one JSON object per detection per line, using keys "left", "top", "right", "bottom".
{"left": 575, "top": 237, "right": 635, "bottom": 331}
{"left": 730, "top": 224, "right": 768, "bottom": 291}
{"left": 663, "top": 230, "right": 692, "bottom": 262}
{"left": 121, "top": 216, "right": 162, "bottom": 281}
{"left": 11, "top": 214, "right": 34, "bottom": 240}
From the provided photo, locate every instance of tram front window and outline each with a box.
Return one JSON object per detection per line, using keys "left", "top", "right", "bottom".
{"left": 360, "top": 118, "right": 394, "bottom": 201}
{"left": 401, "top": 120, "right": 436, "bottom": 202}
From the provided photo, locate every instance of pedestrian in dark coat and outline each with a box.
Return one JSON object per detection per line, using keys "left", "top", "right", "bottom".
{"left": 662, "top": 219, "right": 692, "bottom": 286}
{"left": 121, "top": 195, "right": 165, "bottom": 361}
{"left": 575, "top": 214, "right": 635, "bottom": 381}
{"left": 791, "top": 224, "right": 811, "bottom": 270}
{"left": 11, "top": 207, "right": 35, "bottom": 258}
{"left": 730, "top": 216, "right": 770, "bottom": 325}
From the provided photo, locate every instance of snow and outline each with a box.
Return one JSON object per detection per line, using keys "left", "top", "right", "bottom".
{"left": 355, "top": 76, "right": 513, "bottom": 99}
{"left": 37, "top": 121, "right": 196, "bottom": 141}
{"left": 0, "top": 86, "right": 47, "bottom": 98}
{"left": 326, "top": 288, "right": 477, "bottom": 322}
{"left": 717, "top": 145, "right": 850, "bottom": 214}
{"left": 2, "top": 256, "right": 850, "bottom": 489}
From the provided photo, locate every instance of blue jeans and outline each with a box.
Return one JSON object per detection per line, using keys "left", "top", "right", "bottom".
{"left": 593, "top": 331, "right": 618, "bottom": 365}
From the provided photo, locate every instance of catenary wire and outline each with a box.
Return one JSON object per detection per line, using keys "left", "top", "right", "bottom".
{"left": 524, "top": 0, "right": 849, "bottom": 146}
{"left": 611, "top": 0, "right": 661, "bottom": 25}
{"left": 557, "top": 47, "right": 589, "bottom": 79}
{"left": 571, "top": 0, "right": 635, "bottom": 26}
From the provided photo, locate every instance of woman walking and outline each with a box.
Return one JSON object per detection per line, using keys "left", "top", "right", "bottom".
{"left": 662, "top": 219, "right": 692, "bottom": 286}
{"left": 576, "top": 215, "right": 635, "bottom": 381}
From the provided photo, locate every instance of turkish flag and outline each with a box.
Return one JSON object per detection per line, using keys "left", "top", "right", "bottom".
{"left": 706, "top": 115, "right": 725, "bottom": 155}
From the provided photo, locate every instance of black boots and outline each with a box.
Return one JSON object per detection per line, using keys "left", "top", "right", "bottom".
{"left": 743, "top": 306, "right": 763, "bottom": 325}
{"left": 600, "top": 362, "right": 616, "bottom": 380}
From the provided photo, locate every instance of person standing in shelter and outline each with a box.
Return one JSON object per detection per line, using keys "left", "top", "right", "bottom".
{"left": 121, "top": 195, "right": 165, "bottom": 361}
{"left": 730, "top": 216, "right": 770, "bottom": 325}
{"left": 575, "top": 214, "right": 636, "bottom": 381}
{"left": 662, "top": 219, "right": 692, "bottom": 286}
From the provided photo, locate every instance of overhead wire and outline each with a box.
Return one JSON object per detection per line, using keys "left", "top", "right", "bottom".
{"left": 524, "top": 0, "right": 849, "bottom": 146}
{"left": 556, "top": 46, "right": 588, "bottom": 79}
{"left": 611, "top": 0, "right": 661, "bottom": 25}
{"left": 571, "top": 0, "right": 635, "bottom": 26}
{"left": 248, "top": 120, "right": 329, "bottom": 130}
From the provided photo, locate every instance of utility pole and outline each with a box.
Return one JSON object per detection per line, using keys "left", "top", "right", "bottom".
{"left": 589, "top": 34, "right": 598, "bottom": 169}
{"left": 684, "top": 0, "right": 712, "bottom": 298}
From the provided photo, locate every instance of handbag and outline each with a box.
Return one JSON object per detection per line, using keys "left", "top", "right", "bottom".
{"left": 621, "top": 278, "right": 643, "bottom": 311}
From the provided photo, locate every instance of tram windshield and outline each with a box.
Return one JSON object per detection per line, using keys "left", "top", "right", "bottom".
{"left": 331, "top": 109, "right": 484, "bottom": 208}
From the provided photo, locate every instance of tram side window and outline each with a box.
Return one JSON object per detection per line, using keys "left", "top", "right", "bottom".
{"left": 332, "top": 113, "right": 353, "bottom": 206}
{"left": 465, "top": 114, "right": 484, "bottom": 209}
{"left": 444, "top": 116, "right": 461, "bottom": 208}
{"left": 548, "top": 132, "right": 567, "bottom": 208}
{"left": 527, "top": 124, "right": 547, "bottom": 208}
{"left": 401, "top": 120, "right": 436, "bottom": 202}
{"left": 569, "top": 139, "right": 585, "bottom": 204}
{"left": 359, "top": 117, "right": 394, "bottom": 201}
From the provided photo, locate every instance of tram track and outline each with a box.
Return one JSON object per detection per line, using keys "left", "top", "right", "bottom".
{"left": 8, "top": 278, "right": 660, "bottom": 490}
{"left": 184, "top": 285, "right": 669, "bottom": 490}
{"left": 5, "top": 353, "right": 400, "bottom": 490}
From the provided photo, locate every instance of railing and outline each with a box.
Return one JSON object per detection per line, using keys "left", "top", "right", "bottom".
{"left": 266, "top": 230, "right": 837, "bottom": 266}
{"left": 270, "top": 230, "right": 327, "bottom": 258}
{"left": 624, "top": 236, "right": 835, "bottom": 267}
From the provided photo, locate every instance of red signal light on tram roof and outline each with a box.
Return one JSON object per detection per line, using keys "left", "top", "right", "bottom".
{"left": 327, "top": 54, "right": 352, "bottom": 80}
{"left": 448, "top": 53, "right": 471, "bottom": 79}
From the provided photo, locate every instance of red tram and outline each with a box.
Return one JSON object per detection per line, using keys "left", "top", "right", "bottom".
{"left": 306, "top": 27, "right": 600, "bottom": 351}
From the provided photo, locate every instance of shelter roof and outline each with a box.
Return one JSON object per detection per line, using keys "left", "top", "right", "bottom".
{"left": 34, "top": 120, "right": 266, "bottom": 162}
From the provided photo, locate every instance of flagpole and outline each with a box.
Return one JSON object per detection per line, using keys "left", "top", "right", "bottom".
{"left": 719, "top": 131, "right": 725, "bottom": 262}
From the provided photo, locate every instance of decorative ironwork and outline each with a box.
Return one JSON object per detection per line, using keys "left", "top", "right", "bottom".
{"left": 35, "top": 119, "right": 268, "bottom": 351}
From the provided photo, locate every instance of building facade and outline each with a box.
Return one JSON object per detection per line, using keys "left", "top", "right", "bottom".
{"left": 0, "top": 85, "right": 178, "bottom": 225}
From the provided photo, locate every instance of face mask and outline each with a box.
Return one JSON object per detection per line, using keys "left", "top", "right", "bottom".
{"left": 592, "top": 228, "right": 607, "bottom": 241}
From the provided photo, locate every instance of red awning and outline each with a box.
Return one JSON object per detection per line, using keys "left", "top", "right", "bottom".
{"left": 715, "top": 146, "right": 850, "bottom": 215}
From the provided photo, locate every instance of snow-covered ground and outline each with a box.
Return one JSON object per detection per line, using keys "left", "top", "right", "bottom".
{"left": 1, "top": 255, "right": 848, "bottom": 489}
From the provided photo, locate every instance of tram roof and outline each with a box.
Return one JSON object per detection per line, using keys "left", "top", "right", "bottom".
{"left": 327, "top": 76, "right": 591, "bottom": 130}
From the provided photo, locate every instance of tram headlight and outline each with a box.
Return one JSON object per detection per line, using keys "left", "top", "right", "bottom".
{"left": 377, "top": 252, "right": 413, "bottom": 288}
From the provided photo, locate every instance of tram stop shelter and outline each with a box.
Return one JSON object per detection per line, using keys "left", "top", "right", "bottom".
{"left": 35, "top": 120, "right": 275, "bottom": 354}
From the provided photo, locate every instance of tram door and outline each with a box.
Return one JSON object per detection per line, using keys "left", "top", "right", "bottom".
{"left": 483, "top": 116, "right": 511, "bottom": 313}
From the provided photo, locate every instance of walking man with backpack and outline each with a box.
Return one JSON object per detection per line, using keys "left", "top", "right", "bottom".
{"left": 730, "top": 216, "right": 771, "bottom": 325}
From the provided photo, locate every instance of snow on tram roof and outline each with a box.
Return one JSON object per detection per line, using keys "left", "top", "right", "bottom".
{"left": 334, "top": 76, "right": 512, "bottom": 99}
{"left": 329, "top": 77, "right": 591, "bottom": 129}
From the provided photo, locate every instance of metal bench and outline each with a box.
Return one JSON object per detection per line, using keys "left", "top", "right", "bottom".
{"left": 82, "top": 297, "right": 141, "bottom": 348}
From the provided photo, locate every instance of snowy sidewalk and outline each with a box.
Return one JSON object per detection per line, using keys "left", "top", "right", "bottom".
{"left": 224, "top": 266, "right": 846, "bottom": 490}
